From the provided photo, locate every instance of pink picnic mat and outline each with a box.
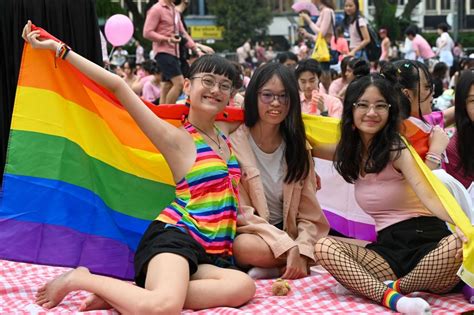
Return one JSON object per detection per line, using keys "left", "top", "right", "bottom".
{"left": 1, "top": 259, "right": 472, "bottom": 314}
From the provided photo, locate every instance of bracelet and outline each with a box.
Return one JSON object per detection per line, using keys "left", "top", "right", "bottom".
{"left": 54, "top": 43, "right": 71, "bottom": 67}
{"left": 61, "top": 45, "right": 71, "bottom": 59}
{"left": 55, "top": 43, "right": 63, "bottom": 58}
{"left": 426, "top": 151, "right": 443, "bottom": 160}
{"left": 425, "top": 153, "right": 442, "bottom": 168}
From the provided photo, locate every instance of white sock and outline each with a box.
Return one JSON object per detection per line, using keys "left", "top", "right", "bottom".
{"left": 396, "top": 296, "right": 432, "bottom": 315}
{"left": 247, "top": 267, "right": 280, "bottom": 279}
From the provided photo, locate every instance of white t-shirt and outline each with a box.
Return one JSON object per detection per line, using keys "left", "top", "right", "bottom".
{"left": 437, "top": 32, "right": 454, "bottom": 53}
{"left": 249, "top": 135, "right": 285, "bottom": 226}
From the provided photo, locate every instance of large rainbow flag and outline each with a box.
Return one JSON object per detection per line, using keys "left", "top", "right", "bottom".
{"left": 0, "top": 44, "right": 180, "bottom": 279}
{"left": 2, "top": 33, "right": 474, "bottom": 286}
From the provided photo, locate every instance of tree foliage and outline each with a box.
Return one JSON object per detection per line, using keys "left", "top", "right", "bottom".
{"left": 372, "top": 0, "right": 421, "bottom": 40}
{"left": 207, "top": 0, "right": 273, "bottom": 50}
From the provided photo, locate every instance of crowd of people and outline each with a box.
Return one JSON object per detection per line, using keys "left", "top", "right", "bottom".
{"left": 17, "top": 0, "right": 474, "bottom": 313}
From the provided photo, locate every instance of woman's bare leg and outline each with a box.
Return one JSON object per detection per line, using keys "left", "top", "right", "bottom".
{"left": 36, "top": 253, "right": 190, "bottom": 314}
{"left": 37, "top": 252, "right": 255, "bottom": 313}
{"left": 184, "top": 264, "right": 256, "bottom": 309}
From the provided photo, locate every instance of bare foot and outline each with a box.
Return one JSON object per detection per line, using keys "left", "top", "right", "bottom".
{"left": 35, "top": 267, "right": 90, "bottom": 309}
{"left": 79, "top": 294, "right": 112, "bottom": 311}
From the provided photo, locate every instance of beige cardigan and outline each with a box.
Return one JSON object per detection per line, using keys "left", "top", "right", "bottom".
{"left": 230, "top": 126, "right": 329, "bottom": 262}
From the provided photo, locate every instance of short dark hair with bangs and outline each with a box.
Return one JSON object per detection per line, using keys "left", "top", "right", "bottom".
{"left": 188, "top": 55, "right": 238, "bottom": 87}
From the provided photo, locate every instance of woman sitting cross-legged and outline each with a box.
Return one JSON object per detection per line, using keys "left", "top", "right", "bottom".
{"left": 315, "top": 69, "right": 467, "bottom": 314}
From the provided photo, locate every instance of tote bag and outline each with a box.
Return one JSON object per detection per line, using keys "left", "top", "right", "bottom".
{"left": 311, "top": 32, "right": 330, "bottom": 62}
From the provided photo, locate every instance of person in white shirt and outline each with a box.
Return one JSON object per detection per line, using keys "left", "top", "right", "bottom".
{"left": 436, "top": 23, "right": 454, "bottom": 69}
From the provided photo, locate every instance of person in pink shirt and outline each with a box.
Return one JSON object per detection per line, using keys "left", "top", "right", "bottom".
{"left": 131, "top": 59, "right": 157, "bottom": 96}
{"left": 331, "top": 25, "right": 349, "bottom": 63}
{"left": 295, "top": 59, "right": 343, "bottom": 117}
{"left": 316, "top": 69, "right": 465, "bottom": 314}
{"left": 378, "top": 29, "right": 390, "bottom": 61}
{"left": 343, "top": 0, "right": 370, "bottom": 59}
{"left": 299, "top": 0, "right": 336, "bottom": 70}
{"left": 404, "top": 26, "right": 435, "bottom": 63}
{"left": 328, "top": 56, "right": 355, "bottom": 100}
{"left": 143, "top": 0, "right": 202, "bottom": 104}
{"left": 142, "top": 64, "right": 162, "bottom": 104}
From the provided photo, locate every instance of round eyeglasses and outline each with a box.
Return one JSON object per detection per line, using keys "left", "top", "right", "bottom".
{"left": 258, "top": 91, "right": 288, "bottom": 104}
{"left": 191, "top": 75, "right": 233, "bottom": 94}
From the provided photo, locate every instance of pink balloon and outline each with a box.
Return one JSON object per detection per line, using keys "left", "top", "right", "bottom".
{"left": 104, "top": 14, "right": 134, "bottom": 46}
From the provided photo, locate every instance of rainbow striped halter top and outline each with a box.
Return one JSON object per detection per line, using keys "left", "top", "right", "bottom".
{"left": 157, "top": 122, "right": 241, "bottom": 257}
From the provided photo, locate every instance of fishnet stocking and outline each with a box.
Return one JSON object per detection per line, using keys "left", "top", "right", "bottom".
{"left": 315, "top": 237, "right": 397, "bottom": 303}
{"left": 397, "top": 234, "right": 462, "bottom": 294}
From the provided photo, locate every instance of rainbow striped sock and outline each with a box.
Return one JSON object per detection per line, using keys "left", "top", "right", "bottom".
{"left": 382, "top": 288, "right": 403, "bottom": 311}
{"left": 386, "top": 280, "right": 401, "bottom": 292}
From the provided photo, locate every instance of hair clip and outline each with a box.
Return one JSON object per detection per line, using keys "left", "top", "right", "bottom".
{"left": 397, "top": 68, "right": 402, "bottom": 74}
{"left": 404, "top": 63, "right": 410, "bottom": 68}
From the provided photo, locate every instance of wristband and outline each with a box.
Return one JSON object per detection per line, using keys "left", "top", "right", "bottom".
{"left": 55, "top": 43, "right": 63, "bottom": 58}
{"left": 54, "top": 43, "right": 71, "bottom": 67}
{"left": 425, "top": 153, "right": 442, "bottom": 168}
{"left": 426, "top": 151, "right": 443, "bottom": 160}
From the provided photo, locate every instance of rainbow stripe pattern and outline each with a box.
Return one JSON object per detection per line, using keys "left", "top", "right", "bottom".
{"left": 382, "top": 288, "right": 402, "bottom": 311}
{"left": 0, "top": 44, "right": 177, "bottom": 279}
{"left": 157, "top": 123, "right": 240, "bottom": 256}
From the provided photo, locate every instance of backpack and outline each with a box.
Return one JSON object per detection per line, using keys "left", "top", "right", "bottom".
{"left": 355, "top": 17, "right": 381, "bottom": 61}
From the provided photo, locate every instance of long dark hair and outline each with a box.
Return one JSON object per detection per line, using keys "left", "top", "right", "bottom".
{"left": 244, "top": 63, "right": 310, "bottom": 183}
{"left": 454, "top": 70, "right": 474, "bottom": 176}
{"left": 380, "top": 60, "right": 433, "bottom": 120}
{"left": 334, "top": 72, "right": 405, "bottom": 183}
{"left": 340, "top": 56, "right": 354, "bottom": 81}
{"left": 343, "top": 0, "right": 361, "bottom": 26}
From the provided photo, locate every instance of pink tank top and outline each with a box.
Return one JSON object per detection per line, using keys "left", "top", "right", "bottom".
{"left": 354, "top": 162, "right": 432, "bottom": 231}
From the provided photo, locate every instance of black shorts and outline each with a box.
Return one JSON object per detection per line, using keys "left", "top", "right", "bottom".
{"left": 134, "top": 221, "right": 234, "bottom": 288}
{"left": 366, "top": 216, "right": 452, "bottom": 278}
{"left": 155, "top": 53, "right": 182, "bottom": 82}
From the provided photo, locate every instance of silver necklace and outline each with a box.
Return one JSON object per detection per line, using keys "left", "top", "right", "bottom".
{"left": 192, "top": 124, "right": 223, "bottom": 154}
